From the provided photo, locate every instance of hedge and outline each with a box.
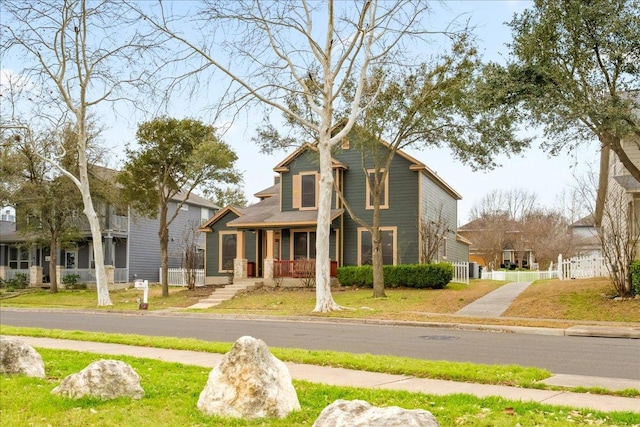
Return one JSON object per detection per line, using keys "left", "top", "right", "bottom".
{"left": 630, "top": 260, "right": 640, "bottom": 296}
{"left": 336, "top": 263, "right": 454, "bottom": 289}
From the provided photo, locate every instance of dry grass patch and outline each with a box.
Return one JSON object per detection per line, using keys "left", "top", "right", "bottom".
{"left": 503, "top": 278, "right": 640, "bottom": 323}
{"left": 211, "top": 280, "right": 507, "bottom": 319}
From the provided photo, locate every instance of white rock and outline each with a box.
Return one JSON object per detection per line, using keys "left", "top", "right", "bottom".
{"left": 197, "top": 335, "right": 300, "bottom": 419}
{"left": 313, "top": 399, "right": 440, "bottom": 427}
{"left": 52, "top": 359, "right": 144, "bottom": 400}
{"left": 0, "top": 336, "right": 45, "bottom": 378}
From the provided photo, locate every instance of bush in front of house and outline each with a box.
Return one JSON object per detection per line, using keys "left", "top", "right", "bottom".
{"left": 336, "top": 263, "right": 453, "bottom": 289}
{"left": 630, "top": 260, "right": 640, "bottom": 296}
{"left": 62, "top": 274, "right": 86, "bottom": 290}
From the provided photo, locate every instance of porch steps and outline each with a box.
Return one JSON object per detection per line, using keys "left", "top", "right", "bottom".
{"left": 187, "top": 279, "right": 263, "bottom": 309}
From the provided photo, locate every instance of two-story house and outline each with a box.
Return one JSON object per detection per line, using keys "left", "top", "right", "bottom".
{"left": 200, "top": 136, "right": 469, "bottom": 284}
{"left": 0, "top": 167, "right": 218, "bottom": 287}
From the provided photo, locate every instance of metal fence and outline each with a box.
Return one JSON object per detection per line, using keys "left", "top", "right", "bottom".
{"left": 163, "top": 268, "right": 205, "bottom": 286}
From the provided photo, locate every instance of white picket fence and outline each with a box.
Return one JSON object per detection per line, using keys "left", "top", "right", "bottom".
{"left": 481, "top": 254, "right": 608, "bottom": 282}
{"left": 162, "top": 268, "right": 205, "bottom": 287}
{"left": 481, "top": 269, "right": 557, "bottom": 282}
{"left": 558, "top": 254, "right": 608, "bottom": 280}
{"left": 450, "top": 261, "right": 469, "bottom": 285}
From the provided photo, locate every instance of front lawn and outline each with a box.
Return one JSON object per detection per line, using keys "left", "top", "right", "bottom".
{"left": 503, "top": 278, "right": 640, "bottom": 323}
{"left": 1, "top": 348, "right": 638, "bottom": 426}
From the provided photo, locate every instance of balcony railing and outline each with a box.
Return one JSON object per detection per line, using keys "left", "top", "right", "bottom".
{"left": 68, "top": 214, "right": 128, "bottom": 233}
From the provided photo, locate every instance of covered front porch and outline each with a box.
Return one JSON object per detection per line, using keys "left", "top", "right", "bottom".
{"left": 229, "top": 227, "right": 340, "bottom": 282}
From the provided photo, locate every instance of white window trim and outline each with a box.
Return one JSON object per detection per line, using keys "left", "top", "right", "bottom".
{"left": 366, "top": 169, "right": 389, "bottom": 210}
{"left": 357, "top": 226, "right": 397, "bottom": 266}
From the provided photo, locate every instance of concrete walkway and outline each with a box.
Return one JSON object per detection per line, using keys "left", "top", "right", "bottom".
{"left": 10, "top": 336, "right": 640, "bottom": 414}
{"left": 455, "top": 281, "right": 533, "bottom": 317}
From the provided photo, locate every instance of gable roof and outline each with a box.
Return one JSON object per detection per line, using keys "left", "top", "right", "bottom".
{"left": 272, "top": 137, "right": 461, "bottom": 200}
{"left": 254, "top": 183, "right": 280, "bottom": 199}
{"left": 199, "top": 205, "right": 245, "bottom": 230}
{"left": 273, "top": 143, "right": 348, "bottom": 172}
{"left": 201, "top": 187, "right": 343, "bottom": 230}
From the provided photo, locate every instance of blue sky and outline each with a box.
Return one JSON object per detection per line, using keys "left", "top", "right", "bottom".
{"left": 1, "top": 1, "right": 599, "bottom": 224}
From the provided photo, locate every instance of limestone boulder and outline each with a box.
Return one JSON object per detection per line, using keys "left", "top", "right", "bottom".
{"left": 197, "top": 335, "right": 300, "bottom": 419}
{"left": 313, "top": 399, "right": 440, "bottom": 427}
{"left": 52, "top": 359, "right": 144, "bottom": 400}
{"left": 0, "top": 336, "right": 45, "bottom": 378}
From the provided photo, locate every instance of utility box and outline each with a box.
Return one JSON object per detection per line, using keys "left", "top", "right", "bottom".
{"left": 469, "top": 262, "right": 479, "bottom": 279}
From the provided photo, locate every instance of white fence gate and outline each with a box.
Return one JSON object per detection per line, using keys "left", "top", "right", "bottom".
{"left": 558, "top": 254, "right": 608, "bottom": 280}
{"left": 450, "top": 262, "right": 469, "bottom": 285}
{"left": 163, "top": 268, "right": 205, "bottom": 287}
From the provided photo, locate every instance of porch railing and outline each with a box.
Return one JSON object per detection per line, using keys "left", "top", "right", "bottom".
{"left": 163, "top": 268, "right": 205, "bottom": 286}
{"left": 4, "top": 268, "right": 30, "bottom": 281}
{"left": 61, "top": 268, "right": 129, "bottom": 283}
{"left": 274, "top": 259, "right": 316, "bottom": 278}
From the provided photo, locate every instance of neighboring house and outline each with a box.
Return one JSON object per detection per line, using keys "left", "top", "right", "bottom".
{"left": 607, "top": 124, "right": 640, "bottom": 260}
{"left": 458, "top": 216, "right": 535, "bottom": 270}
{"left": 0, "top": 167, "right": 218, "bottom": 286}
{"left": 200, "top": 136, "right": 469, "bottom": 284}
{"left": 568, "top": 214, "right": 602, "bottom": 258}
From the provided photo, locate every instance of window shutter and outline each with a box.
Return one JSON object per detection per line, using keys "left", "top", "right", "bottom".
{"left": 292, "top": 174, "right": 301, "bottom": 209}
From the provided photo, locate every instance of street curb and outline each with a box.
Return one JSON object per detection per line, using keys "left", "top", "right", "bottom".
{"left": 565, "top": 325, "right": 640, "bottom": 339}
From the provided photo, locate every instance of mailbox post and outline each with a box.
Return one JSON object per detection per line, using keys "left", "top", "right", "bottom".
{"left": 134, "top": 279, "right": 149, "bottom": 310}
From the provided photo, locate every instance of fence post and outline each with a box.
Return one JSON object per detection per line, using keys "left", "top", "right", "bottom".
{"left": 557, "top": 254, "right": 563, "bottom": 280}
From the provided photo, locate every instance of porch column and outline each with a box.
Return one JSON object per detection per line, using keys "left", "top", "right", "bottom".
{"left": 104, "top": 234, "right": 113, "bottom": 266}
{"left": 29, "top": 266, "right": 43, "bottom": 287}
{"left": 56, "top": 265, "right": 63, "bottom": 288}
{"left": 234, "top": 231, "right": 247, "bottom": 279}
{"left": 0, "top": 265, "right": 6, "bottom": 281}
{"left": 264, "top": 229, "right": 276, "bottom": 280}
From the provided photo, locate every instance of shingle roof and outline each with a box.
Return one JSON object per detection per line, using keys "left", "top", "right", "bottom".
{"left": 225, "top": 192, "right": 343, "bottom": 228}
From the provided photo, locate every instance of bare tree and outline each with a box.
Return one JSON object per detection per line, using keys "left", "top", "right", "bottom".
{"left": 1, "top": 0, "right": 165, "bottom": 305}
{"left": 130, "top": 1, "right": 434, "bottom": 312}
{"left": 180, "top": 220, "right": 201, "bottom": 291}
{"left": 599, "top": 180, "right": 639, "bottom": 296}
{"left": 521, "top": 209, "right": 574, "bottom": 270}
{"left": 419, "top": 205, "right": 448, "bottom": 264}
{"left": 459, "top": 213, "right": 513, "bottom": 271}
{"left": 470, "top": 189, "right": 538, "bottom": 221}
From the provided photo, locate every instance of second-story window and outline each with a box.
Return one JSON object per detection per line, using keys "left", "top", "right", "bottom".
{"left": 300, "top": 173, "right": 316, "bottom": 209}
{"left": 293, "top": 172, "right": 318, "bottom": 210}
{"left": 366, "top": 169, "right": 389, "bottom": 209}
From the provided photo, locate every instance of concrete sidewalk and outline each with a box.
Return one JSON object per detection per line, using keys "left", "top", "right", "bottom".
{"left": 455, "top": 281, "right": 534, "bottom": 317}
{"left": 11, "top": 336, "right": 640, "bottom": 414}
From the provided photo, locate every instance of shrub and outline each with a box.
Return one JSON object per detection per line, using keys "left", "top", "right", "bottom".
{"left": 62, "top": 274, "right": 86, "bottom": 290}
{"left": 630, "top": 260, "right": 640, "bottom": 296}
{"left": 336, "top": 263, "right": 453, "bottom": 289}
{"left": 8, "top": 272, "right": 28, "bottom": 290}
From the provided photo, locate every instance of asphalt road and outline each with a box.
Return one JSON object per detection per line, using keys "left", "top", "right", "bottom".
{"left": 1, "top": 309, "right": 639, "bottom": 380}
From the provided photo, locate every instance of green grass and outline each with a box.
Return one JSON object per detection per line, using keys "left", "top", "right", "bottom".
{"left": 2, "top": 348, "right": 638, "bottom": 427}
{"left": 0, "top": 286, "right": 203, "bottom": 310}
{"left": 0, "top": 326, "right": 549, "bottom": 388}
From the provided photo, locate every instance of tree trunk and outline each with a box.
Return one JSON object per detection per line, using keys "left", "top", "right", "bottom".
{"left": 49, "top": 231, "right": 58, "bottom": 293}
{"left": 84, "top": 198, "right": 112, "bottom": 305}
{"left": 159, "top": 203, "right": 170, "bottom": 297}
{"left": 78, "top": 143, "right": 112, "bottom": 306}
{"left": 371, "top": 187, "right": 386, "bottom": 298}
{"left": 313, "top": 137, "right": 341, "bottom": 312}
